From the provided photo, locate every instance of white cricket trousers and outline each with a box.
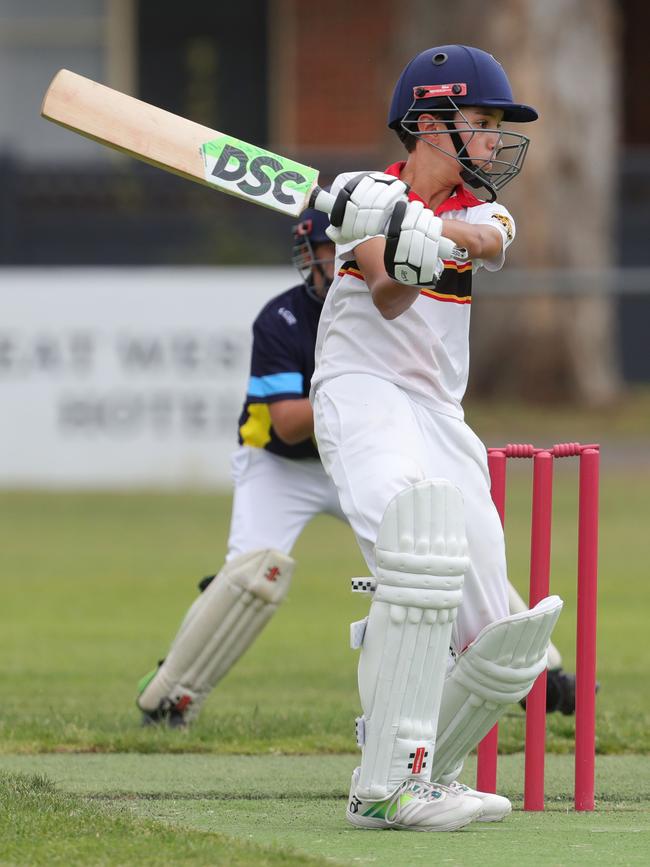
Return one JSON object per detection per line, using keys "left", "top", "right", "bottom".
{"left": 312, "top": 374, "right": 509, "bottom": 652}
{"left": 226, "top": 446, "right": 346, "bottom": 559}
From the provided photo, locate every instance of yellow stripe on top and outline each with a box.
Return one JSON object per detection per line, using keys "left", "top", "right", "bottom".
{"left": 419, "top": 287, "right": 472, "bottom": 304}
{"left": 338, "top": 264, "right": 365, "bottom": 281}
{"left": 442, "top": 259, "right": 473, "bottom": 273}
{"left": 339, "top": 260, "right": 471, "bottom": 280}
{"left": 239, "top": 403, "right": 272, "bottom": 448}
{"left": 419, "top": 259, "right": 473, "bottom": 303}
{"left": 339, "top": 258, "right": 473, "bottom": 305}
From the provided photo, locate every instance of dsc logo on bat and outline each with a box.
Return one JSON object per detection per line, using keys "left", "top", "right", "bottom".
{"left": 201, "top": 135, "right": 317, "bottom": 215}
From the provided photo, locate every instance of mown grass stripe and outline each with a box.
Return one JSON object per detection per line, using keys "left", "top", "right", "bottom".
{"left": 0, "top": 772, "right": 330, "bottom": 867}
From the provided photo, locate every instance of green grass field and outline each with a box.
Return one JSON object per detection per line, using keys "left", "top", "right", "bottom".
{"left": 1, "top": 439, "right": 650, "bottom": 864}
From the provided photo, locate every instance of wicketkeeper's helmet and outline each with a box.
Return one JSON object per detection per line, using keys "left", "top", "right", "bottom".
{"left": 291, "top": 208, "right": 335, "bottom": 296}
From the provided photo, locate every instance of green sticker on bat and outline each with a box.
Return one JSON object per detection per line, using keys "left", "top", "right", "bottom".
{"left": 201, "top": 134, "right": 318, "bottom": 216}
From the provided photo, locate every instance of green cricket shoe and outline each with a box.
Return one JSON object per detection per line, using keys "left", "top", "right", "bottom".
{"left": 136, "top": 664, "right": 188, "bottom": 729}
{"left": 346, "top": 767, "right": 482, "bottom": 831}
{"left": 136, "top": 666, "right": 158, "bottom": 698}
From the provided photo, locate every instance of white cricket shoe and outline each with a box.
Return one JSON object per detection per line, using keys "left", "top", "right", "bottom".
{"left": 346, "top": 768, "right": 482, "bottom": 831}
{"left": 446, "top": 781, "right": 512, "bottom": 822}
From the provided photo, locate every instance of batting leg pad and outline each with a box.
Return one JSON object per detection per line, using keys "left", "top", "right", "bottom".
{"left": 355, "top": 479, "right": 469, "bottom": 801}
{"left": 137, "top": 549, "right": 295, "bottom": 721}
{"left": 430, "top": 595, "right": 564, "bottom": 781}
{"left": 508, "top": 580, "right": 563, "bottom": 670}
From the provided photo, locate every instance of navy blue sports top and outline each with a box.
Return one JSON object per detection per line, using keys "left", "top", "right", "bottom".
{"left": 237, "top": 284, "right": 321, "bottom": 460}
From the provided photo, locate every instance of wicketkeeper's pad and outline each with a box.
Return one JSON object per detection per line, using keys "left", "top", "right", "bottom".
{"left": 353, "top": 479, "right": 469, "bottom": 801}
{"left": 137, "top": 549, "right": 295, "bottom": 721}
{"left": 430, "top": 594, "right": 564, "bottom": 782}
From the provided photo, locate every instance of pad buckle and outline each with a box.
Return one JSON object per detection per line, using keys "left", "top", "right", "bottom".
{"left": 351, "top": 577, "right": 377, "bottom": 594}
{"left": 350, "top": 617, "right": 368, "bottom": 650}
{"left": 355, "top": 716, "right": 366, "bottom": 747}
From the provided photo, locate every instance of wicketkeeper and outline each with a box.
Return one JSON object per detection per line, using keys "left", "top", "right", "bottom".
{"left": 136, "top": 210, "right": 346, "bottom": 725}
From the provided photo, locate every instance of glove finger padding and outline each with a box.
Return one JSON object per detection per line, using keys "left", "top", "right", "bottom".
{"left": 362, "top": 178, "right": 410, "bottom": 236}
{"left": 326, "top": 172, "right": 409, "bottom": 244}
{"left": 393, "top": 200, "right": 422, "bottom": 262}
{"left": 385, "top": 200, "right": 444, "bottom": 287}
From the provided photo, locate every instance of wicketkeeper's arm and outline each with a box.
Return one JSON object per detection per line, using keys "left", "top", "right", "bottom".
{"left": 268, "top": 399, "right": 314, "bottom": 445}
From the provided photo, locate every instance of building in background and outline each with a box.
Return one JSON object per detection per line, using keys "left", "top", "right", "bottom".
{"left": 0, "top": 0, "right": 648, "bottom": 381}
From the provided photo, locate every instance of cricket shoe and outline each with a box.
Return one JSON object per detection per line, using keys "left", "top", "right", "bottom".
{"left": 136, "top": 665, "right": 190, "bottom": 729}
{"left": 346, "top": 767, "right": 482, "bottom": 831}
{"left": 139, "top": 704, "right": 188, "bottom": 729}
{"left": 446, "top": 781, "right": 512, "bottom": 822}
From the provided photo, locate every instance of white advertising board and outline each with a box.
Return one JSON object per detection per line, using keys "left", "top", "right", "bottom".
{"left": 0, "top": 267, "right": 296, "bottom": 488}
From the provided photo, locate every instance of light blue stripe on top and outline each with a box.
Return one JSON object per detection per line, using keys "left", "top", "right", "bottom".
{"left": 248, "top": 372, "right": 303, "bottom": 398}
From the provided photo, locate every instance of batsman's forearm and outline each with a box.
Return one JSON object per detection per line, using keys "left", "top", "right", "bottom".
{"left": 355, "top": 236, "right": 420, "bottom": 319}
{"left": 439, "top": 219, "right": 502, "bottom": 260}
{"left": 370, "top": 278, "right": 420, "bottom": 320}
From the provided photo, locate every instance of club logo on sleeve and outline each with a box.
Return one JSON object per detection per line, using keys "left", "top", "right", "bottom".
{"left": 491, "top": 212, "right": 514, "bottom": 241}
{"left": 278, "top": 307, "right": 297, "bottom": 326}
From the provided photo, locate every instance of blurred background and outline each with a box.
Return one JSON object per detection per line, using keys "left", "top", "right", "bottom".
{"left": 1, "top": 0, "right": 648, "bottom": 488}
{"left": 2, "top": 8, "right": 649, "bottom": 827}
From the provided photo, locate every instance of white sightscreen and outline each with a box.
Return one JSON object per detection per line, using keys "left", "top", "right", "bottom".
{"left": 0, "top": 266, "right": 296, "bottom": 487}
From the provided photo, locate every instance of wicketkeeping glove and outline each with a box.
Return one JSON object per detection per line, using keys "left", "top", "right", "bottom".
{"left": 326, "top": 172, "right": 409, "bottom": 244}
{"left": 384, "top": 200, "right": 444, "bottom": 287}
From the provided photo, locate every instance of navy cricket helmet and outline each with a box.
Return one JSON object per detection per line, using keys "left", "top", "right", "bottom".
{"left": 388, "top": 45, "right": 538, "bottom": 200}
{"left": 291, "top": 208, "right": 335, "bottom": 297}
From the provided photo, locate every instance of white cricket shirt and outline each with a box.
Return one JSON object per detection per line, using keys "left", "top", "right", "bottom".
{"left": 311, "top": 163, "right": 516, "bottom": 419}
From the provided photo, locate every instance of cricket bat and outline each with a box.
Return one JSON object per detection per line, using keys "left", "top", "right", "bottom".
{"left": 41, "top": 69, "right": 462, "bottom": 258}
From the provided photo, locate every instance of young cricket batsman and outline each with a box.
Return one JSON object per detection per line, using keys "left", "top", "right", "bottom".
{"left": 311, "top": 44, "right": 564, "bottom": 830}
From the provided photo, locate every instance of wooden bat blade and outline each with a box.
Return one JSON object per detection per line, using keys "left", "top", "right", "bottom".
{"left": 40, "top": 70, "right": 466, "bottom": 257}
{"left": 41, "top": 69, "right": 320, "bottom": 217}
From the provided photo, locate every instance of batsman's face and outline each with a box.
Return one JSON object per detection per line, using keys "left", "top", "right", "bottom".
{"left": 455, "top": 107, "right": 505, "bottom": 168}
{"left": 417, "top": 107, "right": 505, "bottom": 175}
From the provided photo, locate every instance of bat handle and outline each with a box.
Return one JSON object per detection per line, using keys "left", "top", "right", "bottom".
{"left": 309, "top": 185, "right": 468, "bottom": 262}
{"left": 310, "top": 186, "right": 336, "bottom": 215}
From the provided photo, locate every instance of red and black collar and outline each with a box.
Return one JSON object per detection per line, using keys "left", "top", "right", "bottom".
{"left": 384, "top": 161, "right": 484, "bottom": 215}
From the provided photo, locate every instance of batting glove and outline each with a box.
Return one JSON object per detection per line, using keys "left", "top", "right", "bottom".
{"left": 326, "top": 172, "right": 409, "bottom": 244}
{"left": 384, "top": 200, "right": 444, "bottom": 287}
